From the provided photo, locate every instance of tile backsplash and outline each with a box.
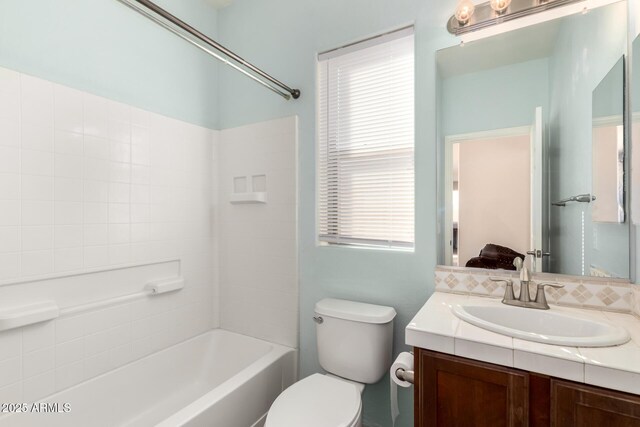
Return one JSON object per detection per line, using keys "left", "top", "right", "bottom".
{"left": 435, "top": 266, "right": 635, "bottom": 313}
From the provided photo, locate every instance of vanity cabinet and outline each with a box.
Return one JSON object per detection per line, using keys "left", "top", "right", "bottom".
{"left": 552, "top": 380, "right": 640, "bottom": 426}
{"left": 415, "top": 349, "right": 529, "bottom": 427}
{"left": 414, "top": 348, "right": 640, "bottom": 427}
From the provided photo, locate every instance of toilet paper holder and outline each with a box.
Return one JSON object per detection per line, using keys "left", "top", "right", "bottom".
{"left": 395, "top": 368, "right": 414, "bottom": 384}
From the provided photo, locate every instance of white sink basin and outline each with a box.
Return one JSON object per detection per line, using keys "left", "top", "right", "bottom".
{"left": 452, "top": 304, "right": 630, "bottom": 347}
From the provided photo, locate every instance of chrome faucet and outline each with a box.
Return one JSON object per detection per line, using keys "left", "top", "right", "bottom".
{"left": 491, "top": 255, "right": 564, "bottom": 310}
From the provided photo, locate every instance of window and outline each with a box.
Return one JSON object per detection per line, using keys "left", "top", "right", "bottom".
{"left": 317, "top": 27, "right": 415, "bottom": 250}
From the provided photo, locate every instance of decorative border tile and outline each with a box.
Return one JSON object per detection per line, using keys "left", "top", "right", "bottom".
{"left": 435, "top": 266, "right": 635, "bottom": 314}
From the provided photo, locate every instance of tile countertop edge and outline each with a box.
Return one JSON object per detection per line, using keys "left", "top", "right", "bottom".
{"left": 583, "top": 364, "right": 640, "bottom": 395}
{"left": 406, "top": 291, "right": 640, "bottom": 395}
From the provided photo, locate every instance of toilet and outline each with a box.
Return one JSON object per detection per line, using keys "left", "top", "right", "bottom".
{"left": 265, "top": 298, "right": 396, "bottom": 427}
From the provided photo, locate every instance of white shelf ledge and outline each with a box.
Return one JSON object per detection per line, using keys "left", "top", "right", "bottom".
{"left": 0, "top": 301, "right": 59, "bottom": 332}
{"left": 230, "top": 192, "right": 267, "bottom": 204}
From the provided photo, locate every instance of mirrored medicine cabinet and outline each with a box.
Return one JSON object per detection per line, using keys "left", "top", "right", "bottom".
{"left": 436, "top": 0, "right": 632, "bottom": 280}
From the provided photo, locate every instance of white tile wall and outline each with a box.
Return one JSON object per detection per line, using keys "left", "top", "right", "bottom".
{"left": 0, "top": 67, "right": 217, "bottom": 404}
{"left": 218, "top": 117, "right": 298, "bottom": 348}
{"left": 0, "top": 67, "right": 214, "bottom": 282}
{"left": 0, "top": 67, "right": 298, "bottom": 407}
{"left": 0, "top": 277, "right": 212, "bottom": 404}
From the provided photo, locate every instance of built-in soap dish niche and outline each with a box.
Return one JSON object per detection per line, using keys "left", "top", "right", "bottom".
{"left": 230, "top": 175, "right": 267, "bottom": 204}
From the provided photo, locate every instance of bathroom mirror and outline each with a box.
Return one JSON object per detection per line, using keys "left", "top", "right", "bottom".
{"left": 592, "top": 57, "right": 625, "bottom": 225}
{"left": 436, "top": 0, "right": 630, "bottom": 278}
{"left": 590, "top": 58, "right": 628, "bottom": 277}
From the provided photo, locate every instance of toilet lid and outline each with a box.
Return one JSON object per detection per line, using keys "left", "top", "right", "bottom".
{"left": 266, "top": 374, "right": 361, "bottom": 427}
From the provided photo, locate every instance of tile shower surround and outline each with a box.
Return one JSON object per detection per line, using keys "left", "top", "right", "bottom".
{"left": 0, "top": 67, "right": 216, "bottom": 406}
{"left": 0, "top": 265, "right": 212, "bottom": 405}
{"left": 435, "top": 266, "right": 639, "bottom": 317}
{"left": 217, "top": 117, "right": 298, "bottom": 349}
{"left": 0, "top": 67, "right": 213, "bottom": 280}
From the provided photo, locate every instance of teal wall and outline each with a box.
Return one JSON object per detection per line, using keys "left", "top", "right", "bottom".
{"left": 216, "top": 1, "right": 458, "bottom": 426}
{"left": 0, "top": 0, "right": 219, "bottom": 129}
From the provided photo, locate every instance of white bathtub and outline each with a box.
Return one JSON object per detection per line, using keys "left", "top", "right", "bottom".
{"left": 4, "top": 330, "right": 296, "bottom": 427}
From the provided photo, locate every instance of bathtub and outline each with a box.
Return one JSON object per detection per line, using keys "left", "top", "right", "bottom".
{"left": 4, "top": 330, "right": 296, "bottom": 427}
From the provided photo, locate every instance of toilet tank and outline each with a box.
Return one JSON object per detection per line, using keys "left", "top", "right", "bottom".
{"left": 314, "top": 299, "right": 396, "bottom": 384}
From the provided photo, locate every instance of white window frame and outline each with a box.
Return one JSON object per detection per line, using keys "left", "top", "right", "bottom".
{"left": 316, "top": 27, "right": 415, "bottom": 251}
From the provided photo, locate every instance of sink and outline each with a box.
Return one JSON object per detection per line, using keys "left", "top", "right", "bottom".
{"left": 452, "top": 304, "right": 630, "bottom": 347}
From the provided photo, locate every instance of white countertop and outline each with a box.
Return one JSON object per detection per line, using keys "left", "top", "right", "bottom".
{"left": 406, "top": 292, "right": 640, "bottom": 395}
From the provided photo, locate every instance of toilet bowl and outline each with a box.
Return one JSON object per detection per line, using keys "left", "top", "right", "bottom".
{"left": 265, "top": 374, "right": 363, "bottom": 427}
{"left": 264, "top": 298, "right": 396, "bottom": 427}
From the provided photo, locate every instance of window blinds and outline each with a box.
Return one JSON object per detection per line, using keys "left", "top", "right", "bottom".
{"left": 317, "top": 27, "right": 415, "bottom": 249}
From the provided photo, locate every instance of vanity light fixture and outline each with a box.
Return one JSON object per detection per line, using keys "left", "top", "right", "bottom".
{"left": 455, "top": 1, "right": 476, "bottom": 25}
{"left": 490, "top": 0, "right": 512, "bottom": 14}
{"left": 447, "top": 0, "right": 585, "bottom": 35}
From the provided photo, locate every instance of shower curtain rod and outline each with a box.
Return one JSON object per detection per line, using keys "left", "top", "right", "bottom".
{"left": 117, "top": 0, "right": 301, "bottom": 100}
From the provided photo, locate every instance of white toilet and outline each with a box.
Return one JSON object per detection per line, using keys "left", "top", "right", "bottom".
{"left": 265, "top": 298, "right": 396, "bottom": 427}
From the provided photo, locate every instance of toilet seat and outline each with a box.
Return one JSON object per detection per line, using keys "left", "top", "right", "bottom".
{"left": 265, "top": 373, "right": 362, "bottom": 427}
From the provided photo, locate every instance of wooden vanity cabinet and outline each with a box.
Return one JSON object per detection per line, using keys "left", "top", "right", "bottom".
{"left": 415, "top": 348, "right": 640, "bottom": 427}
{"left": 415, "top": 348, "right": 530, "bottom": 427}
{"left": 552, "top": 380, "right": 640, "bottom": 426}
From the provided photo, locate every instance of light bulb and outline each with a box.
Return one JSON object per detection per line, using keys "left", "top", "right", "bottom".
{"left": 455, "top": 1, "right": 475, "bottom": 25}
{"left": 490, "top": 0, "right": 512, "bottom": 14}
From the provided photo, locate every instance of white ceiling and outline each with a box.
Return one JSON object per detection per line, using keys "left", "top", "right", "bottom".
{"left": 205, "top": 0, "right": 234, "bottom": 9}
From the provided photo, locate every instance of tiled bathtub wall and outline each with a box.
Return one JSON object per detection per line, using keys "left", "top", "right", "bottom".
{"left": 0, "top": 262, "right": 212, "bottom": 405}
{"left": 435, "top": 266, "right": 635, "bottom": 313}
{"left": 0, "top": 66, "right": 213, "bottom": 281}
{"left": 0, "top": 68, "right": 216, "bottom": 403}
{"left": 218, "top": 117, "right": 298, "bottom": 348}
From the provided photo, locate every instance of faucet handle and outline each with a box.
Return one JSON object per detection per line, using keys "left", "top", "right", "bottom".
{"left": 534, "top": 282, "right": 564, "bottom": 309}
{"left": 490, "top": 278, "right": 515, "bottom": 302}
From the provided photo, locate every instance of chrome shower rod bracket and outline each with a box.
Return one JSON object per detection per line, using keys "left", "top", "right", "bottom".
{"left": 117, "top": 0, "right": 300, "bottom": 100}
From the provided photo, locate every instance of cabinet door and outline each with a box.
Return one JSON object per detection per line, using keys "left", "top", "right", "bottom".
{"left": 415, "top": 349, "right": 529, "bottom": 427}
{"left": 552, "top": 379, "right": 640, "bottom": 426}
